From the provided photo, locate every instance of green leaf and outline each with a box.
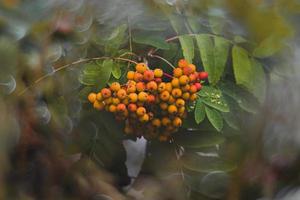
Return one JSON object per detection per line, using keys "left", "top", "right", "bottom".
{"left": 195, "top": 34, "right": 230, "bottom": 85}
{"left": 112, "top": 63, "right": 122, "bottom": 79}
{"left": 195, "top": 34, "right": 214, "bottom": 82}
{"left": 179, "top": 35, "right": 194, "bottom": 63}
{"left": 198, "top": 86, "right": 229, "bottom": 112}
{"left": 105, "top": 24, "right": 128, "bottom": 54}
{"left": 205, "top": 106, "right": 223, "bottom": 132}
{"left": 79, "top": 59, "right": 113, "bottom": 89}
{"left": 194, "top": 100, "right": 206, "bottom": 124}
{"left": 232, "top": 46, "right": 254, "bottom": 92}
{"left": 133, "top": 34, "right": 170, "bottom": 50}
{"left": 234, "top": 35, "right": 248, "bottom": 44}
{"left": 177, "top": 133, "right": 225, "bottom": 149}
{"left": 253, "top": 35, "right": 283, "bottom": 58}
{"left": 183, "top": 153, "right": 236, "bottom": 173}
{"left": 222, "top": 111, "right": 239, "bottom": 130}
{"left": 214, "top": 36, "right": 230, "bottom": 83}
{"left": 220, "top": 82, "right": 259, "bottom": 113}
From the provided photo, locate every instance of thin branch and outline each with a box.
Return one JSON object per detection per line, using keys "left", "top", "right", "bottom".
{"left": 148, "top": 49, "right": 175, "bottom": 69}
{"left": 18, "top": 57, "right": 137, "bottom": 96}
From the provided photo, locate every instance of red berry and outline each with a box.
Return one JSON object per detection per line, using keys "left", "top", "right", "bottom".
{"left": 195, "top": 83, "right": 202, "bottom": 91}
{"left": 199, "top": 72, "right": 208, "bottom": 79}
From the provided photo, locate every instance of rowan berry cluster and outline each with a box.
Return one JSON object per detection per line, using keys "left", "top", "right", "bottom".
{"left": 87, "top": 59, "right": 208, "bottom": 141}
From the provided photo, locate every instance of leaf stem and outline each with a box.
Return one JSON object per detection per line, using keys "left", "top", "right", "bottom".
{"left": 18, "top": 56, "right": 137, "bottom": 96}
{"left": 148, "top": 50, "right": 175, "bottom": 69}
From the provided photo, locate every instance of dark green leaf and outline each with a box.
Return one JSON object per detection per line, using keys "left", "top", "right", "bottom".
{"left": 222, "top": 112, "right": 239, "bottom": 130}
{"left": 251, "top": 59, "right": 266, "bottom": 103}
{"left": 198, "top": 86, "right": 229, "bottom": 112}
{"left": 213, "top": 36, "right": 230, "bottom": 84}
{"left": 205, "top": 106, "right": 223, "bottom": 132}
{"left": 133, "top": 34, "right": 170, "bottom": 50}
{"left": 179, "top": 35, "right": 194, "bottom": 63}
{"left": 195, "top": 100, "right": 206, "bottom": 124}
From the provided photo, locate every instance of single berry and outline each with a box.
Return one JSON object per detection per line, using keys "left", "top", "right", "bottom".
{"left": 110, "top": 82, "right": 121, "bottom": 92}
{"left": 162, "top": 117, "right": 171, "bottom": 126}
{"left": 139, "top": 114, "right": 149, "bottom": 122}
{"left": 199, "top": 72, "right": 208, "bottom": 79}
{"left": 108, "top": 104, "right": 117, "bottom": 113}
{"left": 136, "top": 82, "right": 146, "bottom": 92}
{"left": 173, "top": 68, "right": 183, "bottom": 78}
{"left": 127, "top": 71, "right": 135, "bottom": 80}
{"left": 128, "top": 93, "right": 138, "bottom": 103}
{"left": 182, "top": 92, "right": 190, "bottom": 100}
{"left": 88, "top": 93, "right": 97, "bottom": 103}
{"left": 136, "top": 63, "right": 148, "bottom": 73}
{"left": 195, "top": 82, "right": 202, "bottom": 91}
{"left": 146, "top": 81, "right": 158, "bottom": 91}
{"left": 128, "top": 103, "right": 137, "bottom": 112}
{"left": 190, "top": 85, "right": 198, "bottom": 93}
{"left": 117, "top": 89, "right": 127, "bottom": 100}
{"left": 154, "top": 68, "right": 163, "bottom": 78}
{"left": 190, "top": 93, "right": 197, "bottom": 101}
{"left": 160, "top": 102, "right": 168, "bottom": 110}
{"left": 178, "top": 59, "right": 189, "bottom": 68}
{"left": 143, "top": 70, "right": 155, "bottom": 81}
{"left": 93, "top": 101, "right": 105, "bottom": 110}
{"left": 101, "top": 88, "right": 112, "bottom": 98}
{"left": 175, "top": 99, "right": 185, "bottom": 107}
{"left": 138, "top": 91, "right": 148, "bottom": 102}
{"left": 136, "top": 107, "right": 146, "bottom": 116}
{"left": 160, "top": 91, "right": 170, "bottom": 101}
{"left": 127, "top": 84, "right": 136, "bottom": 93}
{"left": 96, "top": 92, "right": 103, "bottom": 101}
{"left": 134, "top": 72, "right": 143, "bottom": 82}
{"left": 173, "top": 117, "right": 182, "bottom": 127}
{"left": 112, "top": 97, "right": 120, "bottom": 105}
{"left": 147, "top": 94, "right": 156, "bottom": 103}
{"left": 179, "top": 75, "right": 189, "bottom": 85}
{"left": 117, "top": 103, "right": 126, "bottom": 112}
{"left": 171, "top": 88, "right": 182, "bottom": 98}
{"left": 158, "top": 82, "right": 166, "bottom": 92}
{"left": 168, "top": 105, "right": 178, "bottom": 114}
{"left": 152, "top": 118, "right": 161, "bottom": 127}
{"left": 165, "top": 83, "right": 173, "bottom": 92}
{"left": 171, "top": 78, "right": 180, "bottom": 87}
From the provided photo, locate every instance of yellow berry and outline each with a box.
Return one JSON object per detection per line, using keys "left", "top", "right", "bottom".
{"left": 154, "top": 68, "right": 163, "bottom": 78}
{"left": 176, "top": 98, "right": 185, "bottom": 107}
{"left": 128, "top": 93, "right": 138, "bottom": 103}
{"left": 171, "top": 78, "right": 180, "bottom": 87}
{"left": 165, "top": 83, "right": 173, "bottom": 92}
{"left": 158, "top": 82, "right": 166, "bottom": 92}
{"left": 162, "top": 117, "right": 171, "bottom": 126}
{"left": 173, "top": 117, "right": 182, "bottom": 127}
{"left": 112, "top": 97, "right": 120, "bottom": 105}
{"left": 108, "top": 104, "right": 117, "bottom": 113}
{"left": 96, "top": 92, "right": 103, "bottom": 101}
{"left": 139, "top": 114, "right": 149, "bottom": 122}
{"left": 171, "top": 88, "right": 182, "bottom": 98}
{"left": 173, "top": 68, "right": 183, "bottom": 78}
{"left": 117, "top": 89, "right": 127, "bottom": 100}
{"left": 190, "top": 93, "right": 197, "bottom": 101}
{"left": 179, "top": 75, "right": 189, "bottom": 85}
{"left": 138, "top": 91, "right": 148, "bottom": 102}
{"left": 136, "top": 107, "right": 146, "bottom": 116}
{"left": 182, "top": 92, "right": 190, "bottom": 100}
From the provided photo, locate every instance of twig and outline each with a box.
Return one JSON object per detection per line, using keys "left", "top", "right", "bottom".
{"left": 18, "top": 57, "right": 137, "bottom": 96}
{"left": 148, "top": 50, "right": 175, "bottom": 69}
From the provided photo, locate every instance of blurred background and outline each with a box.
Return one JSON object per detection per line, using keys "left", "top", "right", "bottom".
{"left": 1, "top": 0, "right": 300, "bottom": 199}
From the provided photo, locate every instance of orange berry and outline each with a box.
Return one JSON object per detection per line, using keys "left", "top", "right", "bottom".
{"left": 147, "top": 94, "right": 156, "bottom": 103}
{"left": 134, "top": 72, "right": 143, "bottom": 82}
{"left": 190, "top": 85, "right": 198, "bottom": 93}
{"left": 88, "top": 93, "right": 97, "bottom": 103}
{"left": 190, "top": 93, "right": 197, "bottom": 101}
{"left": 162, "top": 117, "right": 171, "bottom": 126}
{"left": 171, "top": 88, "right": 182, "bottom": 98}
{"left": 182, "top": 92, "right": 190, "bottom": 100}
{"left": 127, "top": 80, "right": 136, "bottom": 86}
{"left": 160, "top": 91, "right": 170, "bottom": 101}
{"left": 96, "top": 93, "right": 103, "bottom": 101}
{"left": 108, "top": 104, "right": 117, "bottom": 113}
{"left": 136, "top": 63, "right": 148, "bottom": 73}
{"left": 160, "top": 102, "right": 168, "bottom": 110}
{"left": 154, "top": 68, "right": 163, "bottom": 78}
{"left": 112, "top": 97, "right": 120, "bottom": 105}
{"left": 165, "top": 83, "right": 173, "bottom": 92}
{"left": 146, "top": 81, "right": 158, "bottom": 91}
{"left": 139, "top": 114, "right": 149, "bottom": 122}
{"left": 101, "top": 88, "right": 111, "bottom": 98}
{"left": 138, "top": 92, "right": 148, "bottom": 102}
{"left": 188, "top": 64, "right": 196, "bottom": 72}
{"left": 136, "top": 82, "right": 146, "bottom": 92}
{"left": 128, "top": 93, "right": 138, "bottom": 103}
{"left": 176, "top": 99, "right": 185, "bottom": 107}
{"left": 117, "top": 89, "right": 127, "bottom": 100}
{"left": 127, "top": 84, "right": 136, "bottom": 93}
{"left": 173, "top": 68, "right": 183, "bottom": 78}
{"left": 128, "top": 103, "right": 137, "bottom": 112}
{"left": 93, "top": 101, "right": 105, "bottom": 110}
{"left": 173, "top": 117, "right": 182, "bottom": 127}
{"left": 152, "top": 118, "right": 161, "bottom": 127}
{"left": 143, "top": 70, "right": 155, "bottom": 81}
{"left": 117, "top": 103, "right": 126, "bottom": 112}
{"left": 189, "top": 73, "right": 197, "bottom": 82}
{"left": 168, "top": 105, "right": 178, "bottom": 114}
{"left": 181, "top": 84, "right": 190, "bottom": 92}
{"left": 179, "top": 75, "right": 189, "bottom": 85}
{"left": 110, "top": 82, "right": 121, "bottom": 92}
{"left": 178, "top": 59, "right": 189, "bottom": 68}
{"left": 136, "top": 107, "right": 146, "bottom": 116}
{"left": 171, "top": 78, "right": 180, "bottom": 87}
{"left": 158, "top": 82, "right": 166, "bottom": 92}
{"left": 168, "top": 95, "right": 176, "bottom": 104}
{"left": 104, "top": 97, "right": 112, "bottom": 105}
{"left": 127, "top": 71, "right": 135, "bottom": 80}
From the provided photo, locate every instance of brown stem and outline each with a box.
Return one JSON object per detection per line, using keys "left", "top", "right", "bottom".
{"left": 18, "top": 57, "right": 137, "bottom": 96}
